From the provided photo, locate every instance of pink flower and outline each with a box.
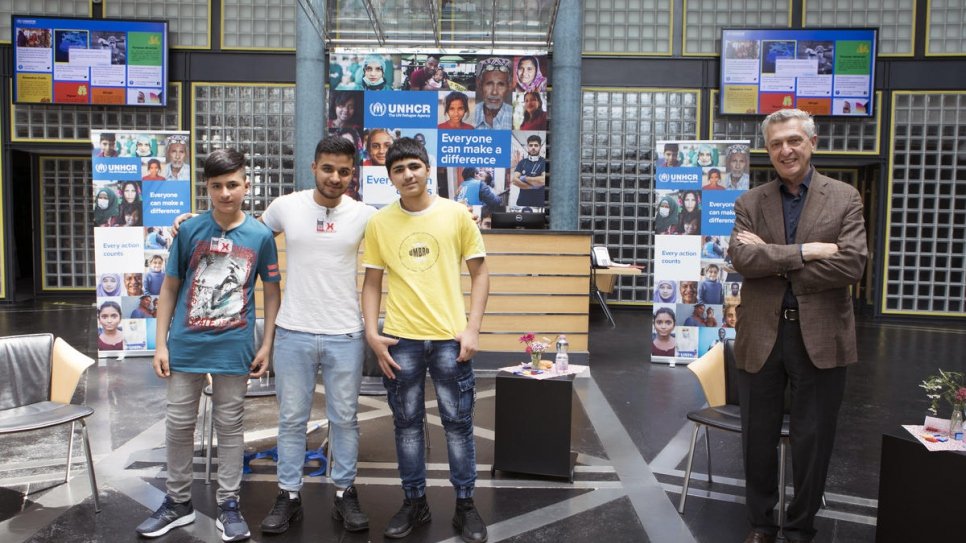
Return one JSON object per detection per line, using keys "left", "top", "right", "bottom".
{"left": 956, "top": 387, "right": 966, "bottom": 403}
{"left": 519, "top": 333, "right": 535, "bottom": 344}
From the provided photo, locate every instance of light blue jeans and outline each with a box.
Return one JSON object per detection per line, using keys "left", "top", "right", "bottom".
{"left": 273, "top": 326, "right": 364, "bottom": 490}
{"left": 385, "top": 337, "right": 477, "bottom": 499}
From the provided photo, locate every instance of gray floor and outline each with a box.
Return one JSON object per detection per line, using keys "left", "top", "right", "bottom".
{"left": 1, "top": 298, "right": 962, "bottom": 542}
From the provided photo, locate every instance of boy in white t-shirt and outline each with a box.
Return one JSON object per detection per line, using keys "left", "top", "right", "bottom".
{"left": 257, "top": 137, "right": 377, "bottom": 534}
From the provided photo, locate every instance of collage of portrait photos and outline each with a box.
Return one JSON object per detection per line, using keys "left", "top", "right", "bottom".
{"left": 651, "top": 140, "right": 751, "bottom": 363}
{"left": 92, "top": 130, "right": 191, "bottom": 356}
{"left": 327, "top": 52, "right": 550, "bottom": 229}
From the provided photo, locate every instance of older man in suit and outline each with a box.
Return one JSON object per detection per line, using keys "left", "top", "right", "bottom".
{"left": 728, "top": 109, "right": 867, "bottom": 543}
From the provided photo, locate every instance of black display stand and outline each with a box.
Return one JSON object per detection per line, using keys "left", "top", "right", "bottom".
{"left": 875, "top": 429, "right": 966, "bottom": 542}
{"left": 491, "top": 371, "right": 576, "bottom": 482}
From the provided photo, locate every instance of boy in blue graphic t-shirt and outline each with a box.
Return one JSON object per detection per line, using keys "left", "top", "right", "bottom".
{"left": 136, "top": 148, "right": 281, "bottom": 542}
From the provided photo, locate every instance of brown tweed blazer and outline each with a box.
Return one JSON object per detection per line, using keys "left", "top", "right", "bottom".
{"left": 727, "top": 171, "right": 868, "bottom": 372}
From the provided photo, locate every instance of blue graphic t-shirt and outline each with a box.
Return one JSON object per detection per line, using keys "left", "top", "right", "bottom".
{"left": 165, "top": 212, "right": 280, "bottom": 375}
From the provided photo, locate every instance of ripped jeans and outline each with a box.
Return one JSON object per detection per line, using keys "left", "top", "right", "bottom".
{"left": 384, "top": 337, "right": 477, "bottom": 499}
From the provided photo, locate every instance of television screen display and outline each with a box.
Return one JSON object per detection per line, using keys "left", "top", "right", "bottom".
{"left": 12, "top": 15, "right": 169, "bottom": 107}
{"left": 720, "top": 28, "right": 877, "bottom": 117}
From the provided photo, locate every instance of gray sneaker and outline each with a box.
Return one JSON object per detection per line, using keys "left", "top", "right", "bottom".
{"left": 135, "top": 496, "right": 195, "bottom": 538}
{"left": 215, "top": 499, "right": 250, "bottom": 542}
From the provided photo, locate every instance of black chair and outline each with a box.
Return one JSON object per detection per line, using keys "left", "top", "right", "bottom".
{"left": 0, "top": 333, "right": 100, "bottom": 512}
{"left": 678, "top": 339, "right": 798, "bottom": 528}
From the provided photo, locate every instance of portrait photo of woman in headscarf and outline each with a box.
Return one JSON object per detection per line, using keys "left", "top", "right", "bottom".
{"left": 514, "top": 55, "right": 548, "bottom": 92}
{"left": 96, "top": 272, "right": 123, "bottom": 297}
{"left": 117, "top": 181, "right": 143, "bottom": 227}
{"left": 677, "top": 190, "right": 701, "bottom": 235}
{"left": 653, "top": 279, "right": 678, "bottom": 304}
{"left": 655, "top": 192, "right": 680, "bottom": 235}
{"left": 93, "top": 185, "right": 121, "bottom": 227}
{"left": 354, "top": 54, "right": 395, "bottom": 91}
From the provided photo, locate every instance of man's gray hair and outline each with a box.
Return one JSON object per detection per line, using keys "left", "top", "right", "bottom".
{"left": 760, "top": 109, "right": 817, "bottom": 139}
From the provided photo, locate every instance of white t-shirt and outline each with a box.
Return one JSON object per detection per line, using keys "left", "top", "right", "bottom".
{"left": 261, "top": 190, "right": 377, "bottom": 334}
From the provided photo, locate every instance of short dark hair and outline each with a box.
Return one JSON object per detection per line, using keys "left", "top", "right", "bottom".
{"left": 203, "top": 148, "right": 246, "bottom": 180}
{"left": 461, "top": 167, "right": 478, "bottom": 180}
{"left": 100, "top": 132, "right": 116, "bottom": 142}
{"left": 314, "top": 135, "right": 357, "bottom": 162}
{"left": 147, "top": 158, "right": 162, "bottom": 169}
{"left": 706, "top": 263, "right": 720, "bottom": 272}
{"left": 708, "top": 168, "right": 721, "bottom": 178}
{"left": 654, "top": 307, "right": 675, "bottom": 321}
{"left": 664, "top": 143, "right": 679, "bottom": 153}
{"left": 527, "top": 134, "right": 542, "bottom": 145}
{"left": 385, "top": 137, "right": 429, "bottom": 171}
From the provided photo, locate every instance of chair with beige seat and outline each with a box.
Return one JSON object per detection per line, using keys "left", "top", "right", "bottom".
{"left": 0, "top": 333, "right": 100, "bottom": 512}
{"left": 678, "top": 339, "right": 800, "bottom": 528}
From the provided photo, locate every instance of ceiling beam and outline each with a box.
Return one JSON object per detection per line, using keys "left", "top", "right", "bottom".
{"left": 423, "top": 0, "right": 442, "bottom": 50}
{"left": 361, "top": 0, "right": 386, "bottom": 46}
{"left": 296, "top": 0, "right": 327, "bottom": 43}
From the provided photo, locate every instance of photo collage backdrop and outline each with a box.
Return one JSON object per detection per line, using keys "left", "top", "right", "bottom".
{"left": 91, "top": 130, "right": 191, "bottom": 357}
{"left": 651, "top": 140, "right": 751, "bottom": 364}
{"left": 327, "top": 52, "right": 550, "bottom": 227}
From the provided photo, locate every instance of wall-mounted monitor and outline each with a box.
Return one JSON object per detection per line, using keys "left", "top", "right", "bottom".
{"left": 720, "top": 28, "right": 877, "bottom": 117}
{"left": 12, "top": 15, "right": 169, "bottom": 107}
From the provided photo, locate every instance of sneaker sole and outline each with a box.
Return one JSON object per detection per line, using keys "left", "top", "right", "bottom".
{"left": 260, "top": 509, "right": 303, "bottom": 534}
{"left": 332, "top": 507, "right": 369, "bottom": 532}
{"left": 383, "top": 511, "right": 430, "bottom": 539}
{"left": 215, "top": 519, "right": 251, "bottom": 542}
{"left": 136, "top": 511, "right": 196, "bottom": 538}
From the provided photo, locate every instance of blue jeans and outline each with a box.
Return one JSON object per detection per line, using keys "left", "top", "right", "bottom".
{"left": 273, "top": 326, "right": 364, "bottom": 490}
{"left": 384, "top": 338, "right": 477, "bottom": 499}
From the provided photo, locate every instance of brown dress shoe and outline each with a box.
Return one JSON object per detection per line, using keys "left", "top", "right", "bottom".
{"left": 743, "top": 530, "right": 775, "bottom": 543}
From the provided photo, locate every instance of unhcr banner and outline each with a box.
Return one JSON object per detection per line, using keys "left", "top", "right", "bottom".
{"left": 651, "top": 140, "right": 751, "bottom": 365}
{"left": 328, "top": 52, "right": 551, "bottom": 226}
{"left": 91, "top": 130, "right": 191, "bottom": 357}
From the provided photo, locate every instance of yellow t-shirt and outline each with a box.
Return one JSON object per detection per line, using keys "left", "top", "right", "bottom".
{"left": 363, "top": 197, "right": 486, "bottom": 340}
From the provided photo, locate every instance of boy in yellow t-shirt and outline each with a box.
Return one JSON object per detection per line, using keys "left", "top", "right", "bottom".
{"left": 361, "top": 137, "right": 489, "bottom": 543}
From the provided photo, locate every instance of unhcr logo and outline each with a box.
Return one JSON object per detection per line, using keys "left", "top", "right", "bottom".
{"left": 658, "top": 172, "right": 670, "bottom": 184}
{"left": 95, "top": 163, "right": 108, "bottom": 174}
{"left": 369, "top": 102, "right": 387, "bottom": 116}
{"left": 108, "top": 163, "right": 140, "bottom": 174}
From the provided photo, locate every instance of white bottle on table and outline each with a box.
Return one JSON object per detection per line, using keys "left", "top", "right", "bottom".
{"left": 555, "top": 335, "right": 569, "bottom": 373}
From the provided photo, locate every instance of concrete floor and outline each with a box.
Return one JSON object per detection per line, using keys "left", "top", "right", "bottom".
{"left": 1, "top": 298, "right": 962, "bottom": 542}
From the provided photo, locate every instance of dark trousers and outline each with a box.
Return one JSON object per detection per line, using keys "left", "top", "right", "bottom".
{"left": 737, "top": 318, "right": 847, "bottom": 541}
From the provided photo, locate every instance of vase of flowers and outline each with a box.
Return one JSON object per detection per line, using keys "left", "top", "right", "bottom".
{"left": 519, "top": 333, "right": 549, "bottom": 369}
{"left": 920, "top": 369, "right": 966, "bottom": 438}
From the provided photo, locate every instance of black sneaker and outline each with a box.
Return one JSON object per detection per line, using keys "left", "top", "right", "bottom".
{"left": 135, "top": 496, "right": 195, "bottom": 538}
{"left": 453, "top": 498, "right": 488, "bottom": 543}
{"left": 332, "top": 485, "right": 369, "bottom": 532}
{"left": 260, "top": 490, "right": 302, "bottom": 534}
{"left": 383, "top": 495, "right": 431, "bottom": 539}
{"left": 216, "top": 499, "right": 251, "bottom": 542}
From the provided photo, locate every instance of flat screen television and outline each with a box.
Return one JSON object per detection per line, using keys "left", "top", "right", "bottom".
{"left": 12, "top": 15, "right": 169, "bottom": 107}
{"left": 720, "top": 27, "right": 877, "bottom": 117}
